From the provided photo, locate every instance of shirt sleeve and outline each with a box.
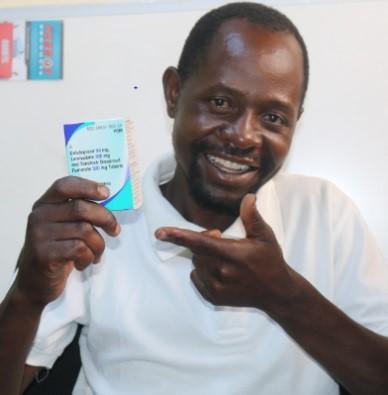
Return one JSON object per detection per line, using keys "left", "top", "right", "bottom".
{"left": 26, "top": 268, "right": 90, "bottom": 369}
{"left": 330, "top": 183, "right": 388, "bottom": 336}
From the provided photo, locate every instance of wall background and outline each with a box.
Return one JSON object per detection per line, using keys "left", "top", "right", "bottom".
{"left": 0, "top": 0, "right": 387, "bottom": 298}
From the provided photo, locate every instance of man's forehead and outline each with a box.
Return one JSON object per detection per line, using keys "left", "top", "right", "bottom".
{"left": 197, "top": 19, "right": 304, "bottom": 85}
{"left": 224, "top": 31, "right": 247, "bottom": 57}
{"left": 208, "top": 18, "right": 302, "bottom": 61}
{"left": 180, "top": 18, "right": 305, "bottom": 111}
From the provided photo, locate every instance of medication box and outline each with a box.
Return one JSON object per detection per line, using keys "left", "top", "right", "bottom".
{"left": 64, "top": 118, "right": 141, "bottom": 211}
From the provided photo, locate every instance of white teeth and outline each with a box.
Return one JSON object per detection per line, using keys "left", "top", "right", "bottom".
{"left": 207, "top": 154, "right": 250, "bottom": 173}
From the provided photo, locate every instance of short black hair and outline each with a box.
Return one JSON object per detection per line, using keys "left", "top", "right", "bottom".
{"left": 177, "top": 2, "right": 309, "bottom": 106}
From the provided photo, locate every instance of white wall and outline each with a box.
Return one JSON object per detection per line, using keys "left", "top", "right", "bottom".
{"left": 0, "top": 0, "right": 387, "bottom": 298}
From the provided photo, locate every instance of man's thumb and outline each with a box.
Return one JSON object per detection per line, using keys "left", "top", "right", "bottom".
{"left": 240, "top": 193, "right": 269, "bottom": 239}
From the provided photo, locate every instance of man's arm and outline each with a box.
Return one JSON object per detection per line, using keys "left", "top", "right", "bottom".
{"left": 271, "top": 270, "right": 388, "bottom": 393}
{"left": 0, "top": 284, "right": 43, "bottom": 394}
{"left": 156, "top": 193, "right": 388, "bottom": 395}
{"left": 0, "top": 177, "right": 120, "bottom": 395}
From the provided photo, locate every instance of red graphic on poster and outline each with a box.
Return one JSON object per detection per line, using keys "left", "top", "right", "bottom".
{"left": 0, "top": 22, "right": 13, "bottom": 78}
{"left": 42, "top": 24, "right": 53, "bottom": 75}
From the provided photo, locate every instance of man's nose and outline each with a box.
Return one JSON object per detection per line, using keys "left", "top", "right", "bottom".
{"left": 222, "top": 109, "right": 262, "bottom": 149}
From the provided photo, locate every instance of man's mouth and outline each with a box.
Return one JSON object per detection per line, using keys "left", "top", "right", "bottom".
{"left": 205, "top": 153, "right": 253, "bottom": 174}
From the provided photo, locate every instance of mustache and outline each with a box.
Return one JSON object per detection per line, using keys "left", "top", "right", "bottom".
{"left": 193, "top": 141, "right": 256, "bottom": 158}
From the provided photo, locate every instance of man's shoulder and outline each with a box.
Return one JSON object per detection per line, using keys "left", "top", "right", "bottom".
{"left": 274, "top": 172, "right": 340, "bottom": 196}
{"left": 272, "top": 172, "right": 353, "bottom": 213}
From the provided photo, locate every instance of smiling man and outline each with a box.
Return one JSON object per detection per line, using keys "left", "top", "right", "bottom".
{"left": 161, "top": 17, "right": 303, "bottom": 227}
{"left": 1, "top": 2, "right": 388, "bottom": 395}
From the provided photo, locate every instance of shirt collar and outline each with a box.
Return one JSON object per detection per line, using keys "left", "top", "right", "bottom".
{"left": 143, "top": 154, "right": 284, "bottom": 262}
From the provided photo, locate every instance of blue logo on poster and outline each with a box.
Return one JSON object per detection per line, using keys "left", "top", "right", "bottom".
{"left": 28, "top": 21, "right": 63, "bottom": 80}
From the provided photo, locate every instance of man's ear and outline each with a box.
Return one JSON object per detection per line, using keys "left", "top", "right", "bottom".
{"left": 163, "top": 66, "right": 181, "bottom": 119}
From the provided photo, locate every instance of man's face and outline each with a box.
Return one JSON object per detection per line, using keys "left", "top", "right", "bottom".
{"left": 164, "top": 19, "right": 304, "bottom": 215}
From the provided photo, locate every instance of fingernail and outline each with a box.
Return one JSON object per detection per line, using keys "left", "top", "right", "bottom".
{"left": 98, "top": 184, "right": 110, "bottom": 198}
{"left": 114, "top": 223, "right": 121, "bottom": 236}
{"left": 155, "top": 229, "right": 166, "bottom": 241}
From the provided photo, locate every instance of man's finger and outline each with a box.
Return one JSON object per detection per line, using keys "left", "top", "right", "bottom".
{"left": 45, "top": 239, "right": 96, "bottom": 269}
{"left": 30, "top": 200, "right": 120, "bottom": 237}
{"left": 155, "top": 227, "right": 236, "bottom": 257}
{"left": 201, "top": 229, "right": 222, "bottom": 238}
{"left": 45, "top": 222, "right": 106, "bottom": 261}
{"left": 34, "top": 176, "right": 110, "bottom": 206}
{"left": 240, "top": 193, "right": 272, "bottom": 240}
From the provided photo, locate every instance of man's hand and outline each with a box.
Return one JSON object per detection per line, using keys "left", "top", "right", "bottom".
{"left": 155, "top": 193, "right": 294, "bottom": 313}
{"left": 15, "top": 176, "right": 121, "bottom": 307}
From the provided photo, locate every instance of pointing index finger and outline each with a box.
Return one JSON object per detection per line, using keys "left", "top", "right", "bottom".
{"left": 155, "top": 227, "right": 236, "bottom": 257}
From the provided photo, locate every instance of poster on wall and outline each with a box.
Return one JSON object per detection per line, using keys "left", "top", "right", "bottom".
{"left": 0, "top": 20, "right": 63, "bottom": 81}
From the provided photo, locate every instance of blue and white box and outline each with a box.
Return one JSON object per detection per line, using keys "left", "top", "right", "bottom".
{"left": 64, "top": 118, "right": 141, "bottom": 211}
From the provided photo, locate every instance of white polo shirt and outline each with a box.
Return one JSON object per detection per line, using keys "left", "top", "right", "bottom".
{"left": 27, "top": 155, "right": 388, "bottom": 395}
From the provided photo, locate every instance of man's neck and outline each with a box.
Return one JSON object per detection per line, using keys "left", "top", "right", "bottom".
{"left": 160, "top": 170, "right": 238, "bottom": 232}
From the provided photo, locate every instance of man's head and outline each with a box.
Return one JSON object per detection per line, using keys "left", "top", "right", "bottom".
{"left": 177, "top": 2, "right": 309, "bottom": 107}
{"left": 163, "top": 2, "right": 308, "bottom": 217}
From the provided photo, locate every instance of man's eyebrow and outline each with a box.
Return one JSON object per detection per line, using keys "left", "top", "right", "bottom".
{"left": 262, "top": 98, "right": 296, "bottom": 115}
{"left": 201, "top": 82, "right": 241, "bottom": 96}
{"left": 202, "top": 83, "right": 296, "bottom": 114}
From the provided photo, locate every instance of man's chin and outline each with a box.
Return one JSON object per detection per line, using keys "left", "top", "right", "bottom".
{"left": 187, "top": 157, "right": 265, "bottom": 217}
{"left": 189, "top": 183, "right": 243, "bottom": 217}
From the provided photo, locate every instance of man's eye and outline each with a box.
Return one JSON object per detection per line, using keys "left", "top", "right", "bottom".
{"left": 209, "top": 97, "right": 230, "bottom": 111}
{"left": 263, "top": 113, "right": 285, "bottom": 125}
